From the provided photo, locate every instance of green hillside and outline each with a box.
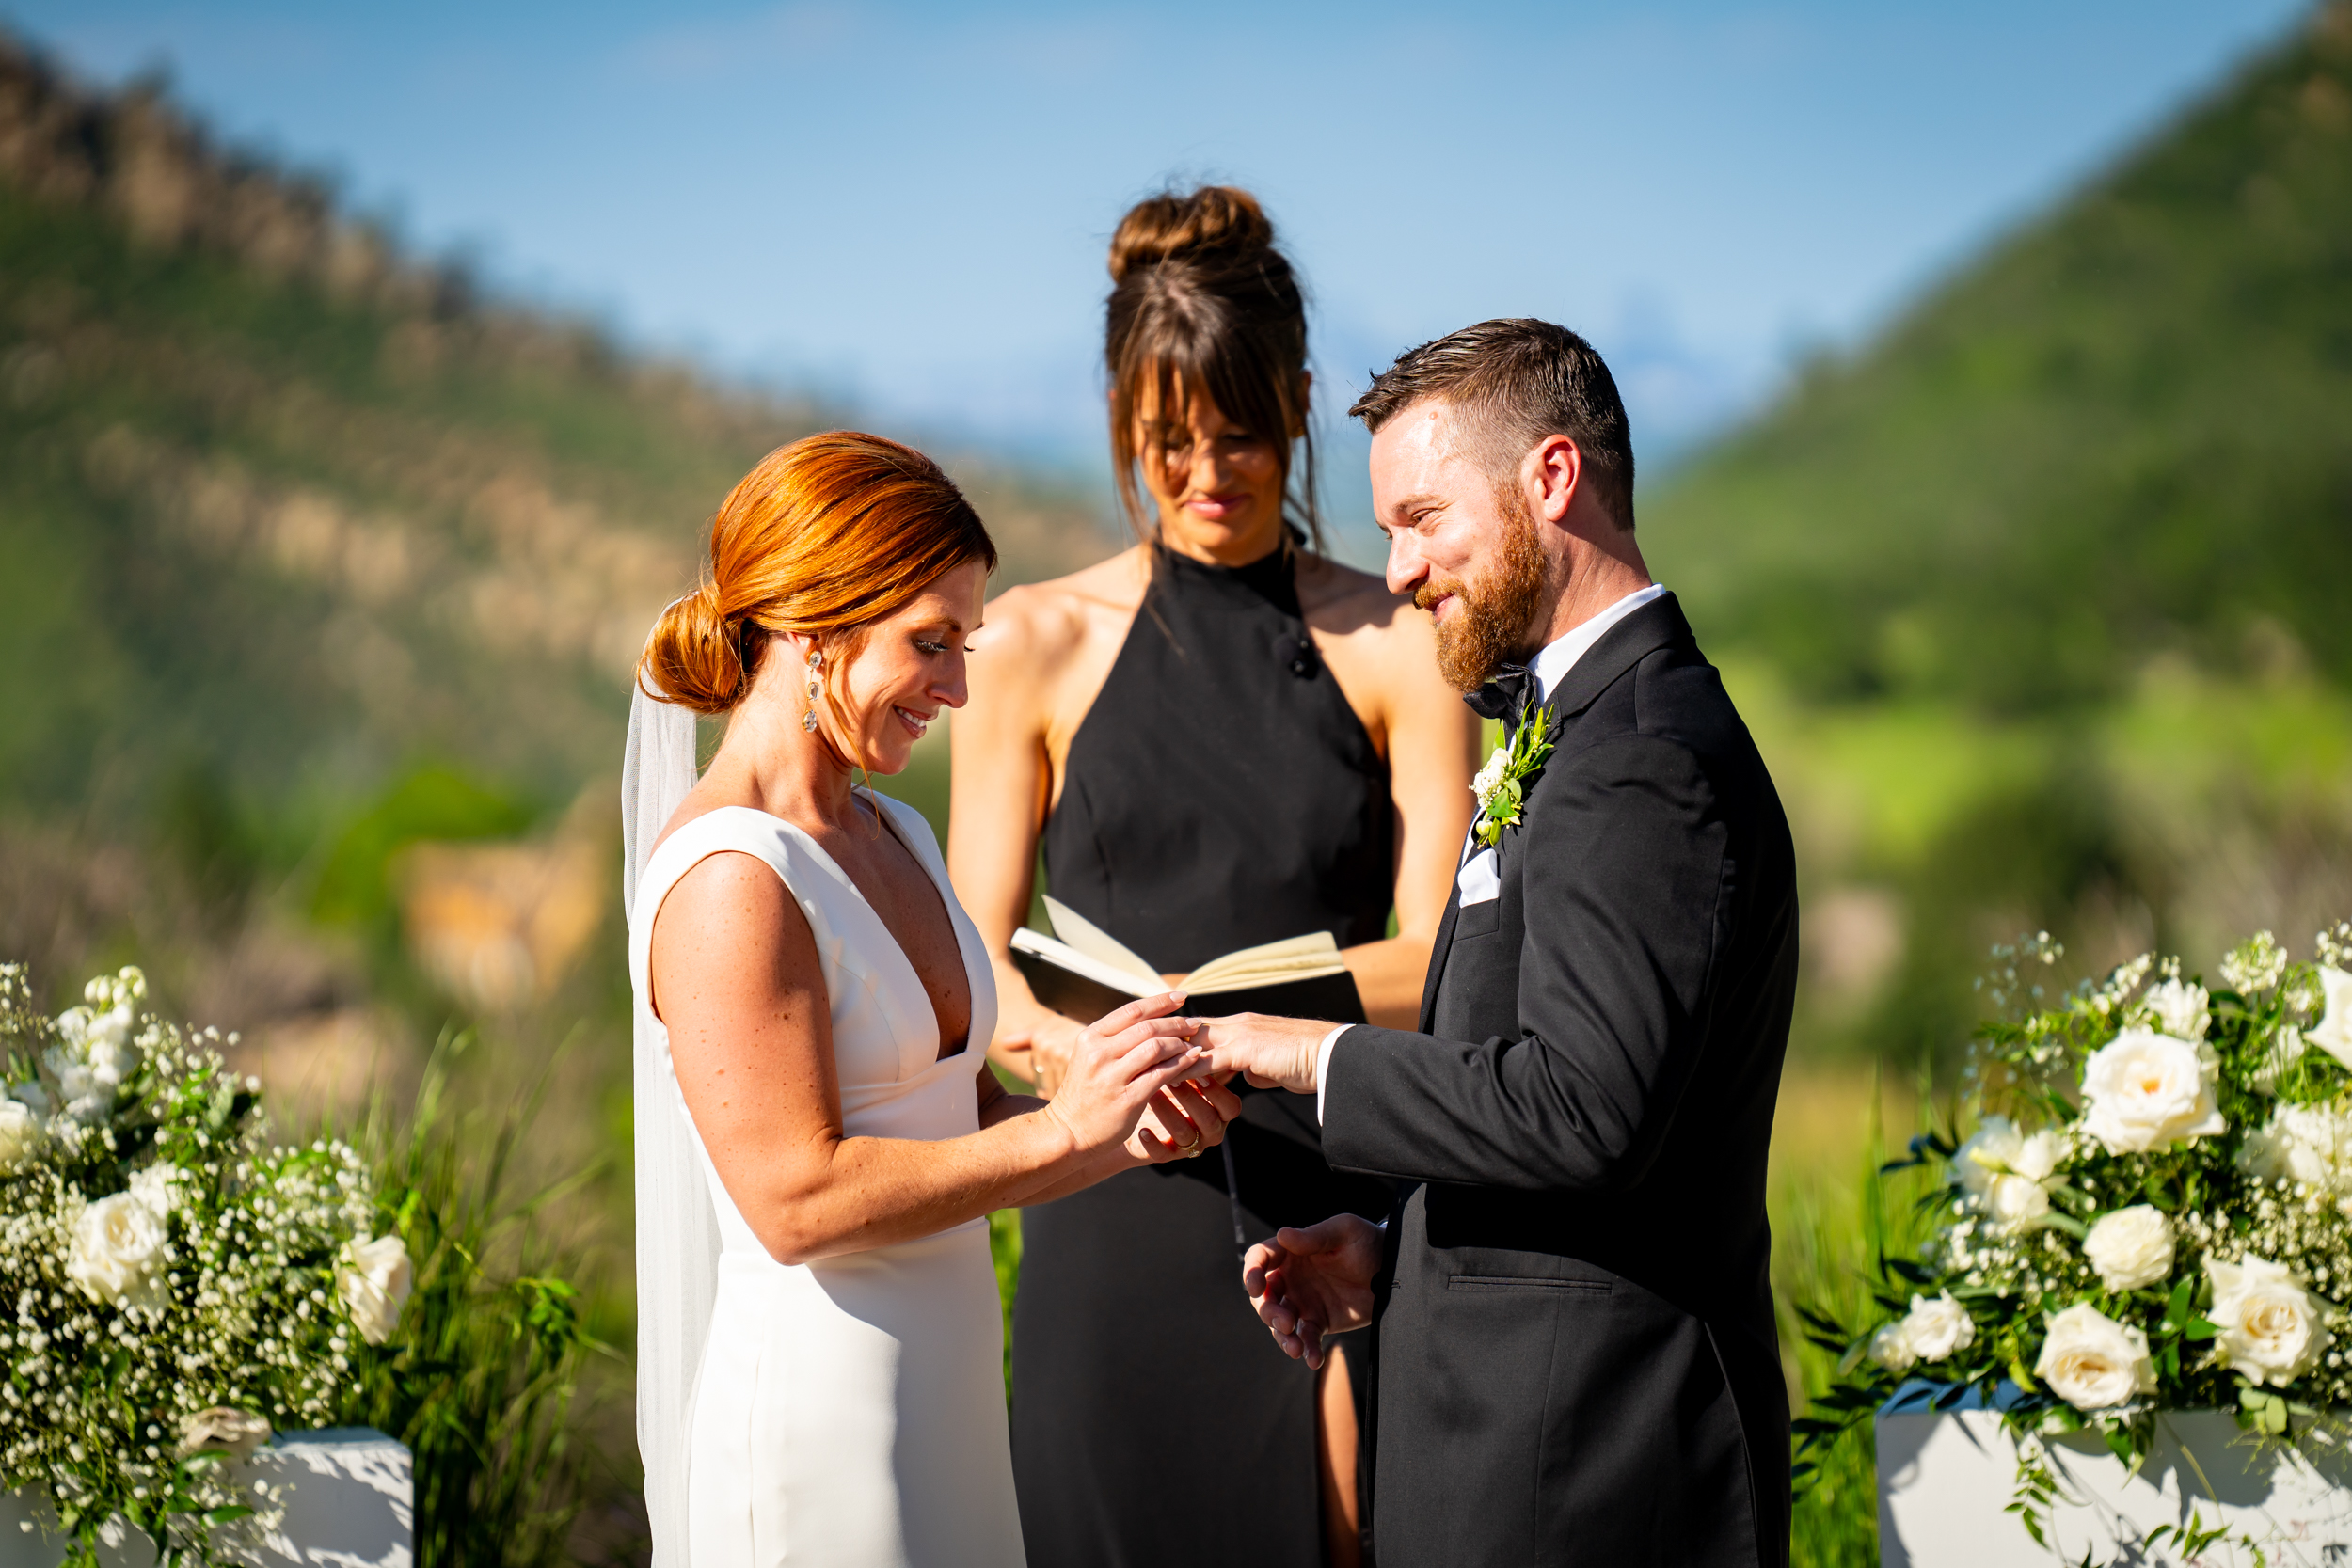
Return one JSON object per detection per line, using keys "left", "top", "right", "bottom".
{"left": 0, "top": 34, "right": 1107, "bottom": 1006}
{"left": 1657, "top": 3, "right": 2352, "bottom": 711}
{"left": 1648, "top": 1, "right": 2352, "bottom": 1062}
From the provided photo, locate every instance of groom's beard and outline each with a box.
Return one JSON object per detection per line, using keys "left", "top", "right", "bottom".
{"left": 1417, "top": 498, "right": 1548, "bottom": 693}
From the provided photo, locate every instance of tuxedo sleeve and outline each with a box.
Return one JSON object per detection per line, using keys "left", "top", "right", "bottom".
{"left": 1320, "top": 733, "right": 1732, "bottom": 1192}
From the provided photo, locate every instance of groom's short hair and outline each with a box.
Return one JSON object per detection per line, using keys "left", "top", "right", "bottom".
{"left": 1350, "top": 318, "right": 1636, "bottom": 531}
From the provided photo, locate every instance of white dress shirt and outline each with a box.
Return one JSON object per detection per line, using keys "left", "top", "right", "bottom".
{"left": 1314, "top": 583, "right": 1669, "bottom": 1121}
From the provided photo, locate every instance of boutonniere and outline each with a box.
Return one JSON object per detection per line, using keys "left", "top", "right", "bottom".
{"left": 1470, "top": 713, "right": 1556, "bottom": 849}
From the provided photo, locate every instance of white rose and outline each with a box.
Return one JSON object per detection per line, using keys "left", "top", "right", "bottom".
{"left": 65, "top": 1191, "right": 169, "bottom": 1308}
{"left": 2082, "top": 1206, "right": 2174, "bottom": 1292}
{"left": 1988, "top": 1173, "right": 2052, "bottom": 1227}
{"left": 2143, "top": 978, "right": 2211, "bottom": 1042}
{"left": 1900, "top": 1292, "right": 1976, "bottom": 1363}
{"left": 2080, "top": 1028, "right": 2227, "bottom": 1153}
{"left": 2311, "top": 967, "right": 2352, "bottom": 1071}
{"left": 2034, "top": 1303, "right": 2157, "bottom": 1412}
{"left": 2207, "top": 1254, "right": 2332, "bottom": 1387}
{"left": 7, "top": 1079, "right": 50, "bottom": 1117}
{"left": 0, "top": 1099, "right": 39, "bottom": 1171}
{"left": 177, "top": 1407, "right": 272, "bottom": 1462}
{"left": 1868, "top": 1320, "right": 1917, "bottom": 1372}
{"left": 129, "top": 1163, "right": 188, "bottom": 1214}
{"left": 338, "top": 1233, "right": 414, "bottom": 1345}
{"left": 1470, "top": 745, "right": 1508, "bottom": 802}
{"left": 44, "top": 1055, "right": 104, "bottom": 1123}
{"left": 1957, "top": 1117, "right": 2062, "bottom": 1226}
{"left": 2239, "top": 1102, "right": 2352, "bottom": 1193}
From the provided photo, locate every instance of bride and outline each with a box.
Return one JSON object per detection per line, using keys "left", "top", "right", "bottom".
{"left": 623, "top": 431, "right": 1240, "bottom": 1567}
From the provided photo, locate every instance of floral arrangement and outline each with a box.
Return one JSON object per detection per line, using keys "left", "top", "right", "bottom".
{"left": 0, "top": 963, "right": 412, "bottom": 1565}
{"left": 1798, "top": 923, "right": 2352, "bottom": 1551}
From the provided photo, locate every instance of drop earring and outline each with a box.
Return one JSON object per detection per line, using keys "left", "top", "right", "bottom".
{"left": 802, "top": 646, "right": 823, "bottom": 734}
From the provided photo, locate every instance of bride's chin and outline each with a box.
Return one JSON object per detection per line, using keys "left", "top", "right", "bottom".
{"left": 858, "top": 736, "right": 910, "bottom": 776}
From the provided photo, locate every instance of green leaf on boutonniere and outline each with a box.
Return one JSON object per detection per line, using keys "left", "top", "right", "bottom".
{"left": 1471, "top": 712, "right": 1558, "bottom": 849}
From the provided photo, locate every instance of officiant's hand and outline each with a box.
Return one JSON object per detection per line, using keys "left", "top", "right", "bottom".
{"left": 1126, "top": 1075, "right": 1242, "bottom": 1164}
{"left": 1041, "top": 992, "right": 1210, "bottom": 1156}
{"left": 1244, "top": 1213, "right": 1381, "bottom": 1370}
{"left": 1187, "top": 1012, "right": 1328, "bottom": 1095}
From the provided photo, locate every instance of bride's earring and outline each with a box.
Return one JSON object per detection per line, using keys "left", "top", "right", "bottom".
{"left": 803, "top": 646, "right": 823, "bottom": 734}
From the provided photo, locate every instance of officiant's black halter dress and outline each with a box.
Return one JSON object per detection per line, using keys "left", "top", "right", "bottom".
{"left": 1012, "top": 543, "right": 1398, "bottom": 1568}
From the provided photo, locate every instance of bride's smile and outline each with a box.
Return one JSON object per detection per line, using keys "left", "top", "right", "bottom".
{"left": 799, "top": 561, "right": 984, "bottom": 774}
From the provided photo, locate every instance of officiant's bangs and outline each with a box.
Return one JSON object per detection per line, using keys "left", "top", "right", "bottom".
{"left": 640, "top": 431, "right": 996, "bottom": 714}
{"left": 1105, "top": 185, "right": 1321, "bottom": 549}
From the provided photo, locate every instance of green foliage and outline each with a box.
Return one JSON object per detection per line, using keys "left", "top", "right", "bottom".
{"left": 989, "top": 1208, "right": 1023, "bottom": 1400}
{"left": 1773, "top": 1076, "right": 1941, "bottom": 1565}
{"left": 338, "top": 1032, "right": 609, "bottom": 1568}
{"left": 309, "top": 763, "right": 539, "bottom": 933}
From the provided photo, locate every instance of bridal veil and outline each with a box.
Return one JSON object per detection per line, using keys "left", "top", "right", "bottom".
{"left": 622, "top": 671, "right": 716, "bottom": 1568}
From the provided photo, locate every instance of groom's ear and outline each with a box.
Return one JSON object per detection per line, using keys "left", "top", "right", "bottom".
{"left": 1526, "top": 434, "right": 1584, "bottom": 526}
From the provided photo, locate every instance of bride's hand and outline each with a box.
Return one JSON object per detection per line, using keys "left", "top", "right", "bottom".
{"left": 1023, "top": 1010, "right": 1087, "bottom": 1098}
{"left": 1127, "top": 1075, "right": 1242, "bottom": 1164}
{"left": 1041, "top": 993, "right": 1208, "bottom": 1155}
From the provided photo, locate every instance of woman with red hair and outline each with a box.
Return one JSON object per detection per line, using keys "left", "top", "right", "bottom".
{"left": 624, "top": 431, "right": 1240, "bottom": 1568}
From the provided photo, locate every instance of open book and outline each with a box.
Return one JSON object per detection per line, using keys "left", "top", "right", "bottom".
{"left": 1010, "top": 897, "right": 1366, "bottom": 1028}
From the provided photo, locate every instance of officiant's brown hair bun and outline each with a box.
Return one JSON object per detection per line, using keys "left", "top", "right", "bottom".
{"left": 640, "top": 432, "right": 996, "bottom": 715}
{"left": 1105, "top": 184, "right": 1322, "bottom": 548}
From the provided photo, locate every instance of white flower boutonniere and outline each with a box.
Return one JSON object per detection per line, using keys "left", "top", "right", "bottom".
{"left": 1471, "top": 716, "right": 1557, "bottom": 849}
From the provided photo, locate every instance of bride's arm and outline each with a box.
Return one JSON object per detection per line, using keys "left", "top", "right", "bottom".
{"left": 975, "top": 1062, "right": 1239, "bottom": 1207}
{"left": 654, "top": 849, "right": 1218, "bottom": 1265}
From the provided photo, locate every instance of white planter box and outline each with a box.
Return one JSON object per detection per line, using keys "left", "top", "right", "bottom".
{"left": 0, "top": 1428, "right": 410, "bottom": 1568}
{"left": 1879, "top": 1386, "right": 2352, "bottom": 1566}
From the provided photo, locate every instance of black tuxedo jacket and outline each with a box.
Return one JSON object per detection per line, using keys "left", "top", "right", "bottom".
{"left": 1322, "top": 594, "right": 1797, "bottom": 1568}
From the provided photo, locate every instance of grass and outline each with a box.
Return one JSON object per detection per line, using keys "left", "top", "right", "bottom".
{"left": 1770, "top": 1065, "right": 1943, "bottom": 1565}
{"left": 336, "top": 1029, "right": 614, "bottom": 1568}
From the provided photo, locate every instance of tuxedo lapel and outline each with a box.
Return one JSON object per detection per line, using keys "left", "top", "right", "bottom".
{"left": 1542, "top": 593, "right": 1691, "bottom": 722}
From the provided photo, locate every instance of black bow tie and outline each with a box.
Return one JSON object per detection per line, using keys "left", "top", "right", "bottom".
{"left": 1464, "top": 664, "right": 1536, "bottom": 730}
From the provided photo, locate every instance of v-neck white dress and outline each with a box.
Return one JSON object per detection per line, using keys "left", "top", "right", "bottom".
{"left": 628, "top": 795, "right": 1025, "bottom": 1567}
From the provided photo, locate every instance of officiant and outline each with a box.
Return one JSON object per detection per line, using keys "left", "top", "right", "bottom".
{"left": 946, "top": 185, "right": 1478, "bottom": 1568}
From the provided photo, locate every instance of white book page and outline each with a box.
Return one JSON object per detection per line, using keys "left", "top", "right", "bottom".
{"left": 1009, "top": 927, "right": 1157, "bottom": 999}
{"left": 1041, "top": 896, "right": 1159, "bottom": 981}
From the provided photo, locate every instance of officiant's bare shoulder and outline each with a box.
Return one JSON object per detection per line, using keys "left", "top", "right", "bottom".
{"left": 968, "top": 544, "right": 1450, "bottom": 778}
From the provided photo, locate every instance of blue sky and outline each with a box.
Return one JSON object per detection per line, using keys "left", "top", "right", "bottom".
{"left": 6, "top": 0, "right": 2312, "bottom": 508}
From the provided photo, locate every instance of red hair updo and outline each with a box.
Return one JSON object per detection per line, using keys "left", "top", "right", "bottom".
{"left": 640, "top": 431, "right": 997, "bottom": 715}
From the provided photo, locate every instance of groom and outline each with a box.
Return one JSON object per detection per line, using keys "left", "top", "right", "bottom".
{"left": 1196, "top": 319, "right": 1798, "bottom": 1566}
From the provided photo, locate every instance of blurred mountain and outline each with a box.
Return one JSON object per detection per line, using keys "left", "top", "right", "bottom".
{"left": 1648, "top": 1, "right": 2352, "bottom": 1057}
{"left": 0, "top": 31, "right": 1114, "bottom": 1024}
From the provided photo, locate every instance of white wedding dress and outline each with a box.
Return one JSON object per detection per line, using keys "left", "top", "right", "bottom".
{"left": 627, "top": 794, "right": 1026, "bottom": 1567}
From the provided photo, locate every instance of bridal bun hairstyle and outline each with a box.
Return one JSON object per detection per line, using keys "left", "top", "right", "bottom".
{"left": 640, "top": 431, "right": 997, "bottom": 717}
{"left": 1105, "top": 184, "right": 1322, "bottom": 549}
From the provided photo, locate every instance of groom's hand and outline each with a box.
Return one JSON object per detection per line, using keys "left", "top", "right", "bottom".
{"left": 1188, "top": 1012, "right": 1329, "bottom": 1094}
{"left": 1243, "top": 1212, "right": 1382, "bottom": 1370}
